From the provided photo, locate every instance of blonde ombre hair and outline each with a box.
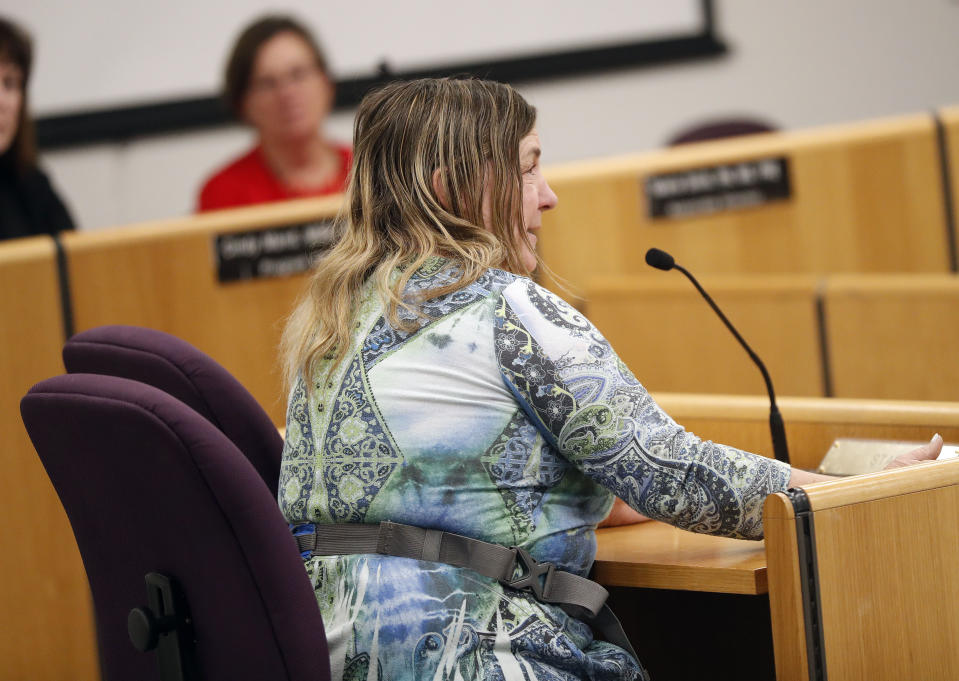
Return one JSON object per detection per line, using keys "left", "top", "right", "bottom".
{"left": 281, "top": 78, "right": 537, "bottom": 388}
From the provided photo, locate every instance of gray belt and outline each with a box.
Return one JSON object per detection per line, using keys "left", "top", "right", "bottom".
{"left": 293, "top": 520, "right": 641, "bottom": 663}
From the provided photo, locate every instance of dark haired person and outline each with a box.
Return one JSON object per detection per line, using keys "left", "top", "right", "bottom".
{"left": 0, "top": 17, "right": 75, "bottom": 241}
{"left": 197, "top": 16, "right": 351, "bottom": 212}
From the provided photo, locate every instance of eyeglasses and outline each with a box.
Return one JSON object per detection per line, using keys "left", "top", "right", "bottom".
{"left": 0, "top": 66, "right": 23, "bottom": 95}
{"left": 248, "top": 64, "right": 321, "bottom": 96}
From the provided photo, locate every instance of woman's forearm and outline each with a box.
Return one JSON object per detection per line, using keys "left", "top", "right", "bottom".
{"left": 598, "top": 497, "right": 650, "bottom": 528}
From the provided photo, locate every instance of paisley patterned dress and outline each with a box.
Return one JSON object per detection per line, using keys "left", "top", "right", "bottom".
{"left": 280, "top": 258, "right": 791, "bottom": 680}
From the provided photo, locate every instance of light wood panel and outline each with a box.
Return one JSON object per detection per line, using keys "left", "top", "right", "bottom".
{"left": 593, "top": 520, "right": 766, "bottom": 594}
{"left": 762, "top": 493, "right": 808, "bottom": 681}
{"left": 654, "top": 392, "right": 959, "bottom": 470}
{"left": 804, "top": 458, "right": 958, "bottom": 511}
{"left": 600, "top": 395, "right": 959, "bottom": 596}
{"left": 823, "top": 274, "right": 959, "bottom": 401}
{"left": 62, "top": 196, "right": 343, "bottom": 425}
{"left": 809, "top": 460, "right": 959, "bottom": 680}
{"left": 593, "top": 397, "right": 959, "bottom": 681}
{"left": 0, "top": 237, "right": 99, "bottom": 680}
{"left": 539, "top": 113, "right": 950, "bottom": 296}
{"left": 586, "top": 274, "right": 823, "bottom": 396}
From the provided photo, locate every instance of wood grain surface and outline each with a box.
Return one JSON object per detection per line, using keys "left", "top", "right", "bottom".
{"left": 61, "top": 196, "right": 343, "bottom": 425}
{"left": 655, "top": 392, "right": 959, "bottom": 470}
{"left": 593, "top": 521, "right": 767, "bottom": 594}
{"left": 0, "top": 237, "right": 99, "bottom": 681}
{"left": 585, "top": 274, "right": 823, "bottom": 396}
{"left": 538, "top": 113, "right": 950, "bottom": 298}
{"left": 823, "top": 274, "right": 959, "bottom": 401}
{"left": 762, "top": 492, "right": 808, "bottom": 681}
{"left": 808, "top": 459, "right": 959, "bottom": 680}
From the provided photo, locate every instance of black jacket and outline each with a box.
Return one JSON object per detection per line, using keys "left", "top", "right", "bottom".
{"left": 0, "top": 155, "right": 76, "bottom": 241}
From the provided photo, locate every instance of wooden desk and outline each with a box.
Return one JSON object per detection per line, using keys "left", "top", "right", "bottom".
{"left": 765, "top": 459, "right": 959, "bottom": 680}
{"left": 592, "top": 394, "right": 959, "bottom": 680}
{"left": 0, "top": 237, "right": 98, "bottom": 681}
{"left": 594, "top": 521, "right": 767, "bottom": 594}
{"left": 595, "top": 521, "right": 776, "bottom": 680}
{"left": 655, "top": 392, "right": 959, "bottom": 470}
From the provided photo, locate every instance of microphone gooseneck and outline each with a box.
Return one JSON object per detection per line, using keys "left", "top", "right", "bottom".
{"left": 643, "top": 248, "right": 790, "bottom": 464}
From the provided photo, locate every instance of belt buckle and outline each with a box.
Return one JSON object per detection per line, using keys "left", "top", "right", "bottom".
{"left": 290, "top": 523, "right": 317, "bottom": 558}
{"left": 503, "top": 546, "right": 555, "bottom": 601}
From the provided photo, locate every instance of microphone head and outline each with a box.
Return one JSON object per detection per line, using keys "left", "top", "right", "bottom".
{"left": 645, "top": 248, "right": 675, "bottom": 271}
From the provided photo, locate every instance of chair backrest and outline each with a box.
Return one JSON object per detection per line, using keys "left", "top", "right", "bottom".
{"left": 62, "top": 325, "right": 282, "bottom": 494}
{"left": 666, "top": 117, "right": 777, "bottom": 146}
{"left": 21, "top": 373, "right": 329, "bottom": 681}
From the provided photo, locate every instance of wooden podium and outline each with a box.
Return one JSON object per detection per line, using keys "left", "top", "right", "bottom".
{"left": 765, "top": 459, "right": 959, "bottom": 681}
{"left": 593, "top": 395, "right": 959, "bottom": 681}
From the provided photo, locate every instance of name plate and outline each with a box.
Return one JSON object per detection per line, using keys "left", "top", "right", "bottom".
{"left": 214, "top": 220, "right": 334, "bottom": 283}
{"left": 645, "top": 156, "right": 791, "bottom": 219}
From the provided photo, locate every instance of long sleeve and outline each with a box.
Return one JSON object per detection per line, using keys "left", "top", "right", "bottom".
{"left": 34, "top": 168, "right": 76, "bottom": 234}
{"left": 493, "top": 279, "right": 790, "bottom": 540}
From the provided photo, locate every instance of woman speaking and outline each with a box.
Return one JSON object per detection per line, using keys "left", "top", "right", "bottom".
{"left": 279, "top": 77, "right": 941, "bottom": 680}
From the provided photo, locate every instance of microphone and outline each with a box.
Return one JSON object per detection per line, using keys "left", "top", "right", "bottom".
{"left": 644, "top": 248, "right": 675, "bottom": 271}
{"left": 644, "top": 248, "right": 790, "bottom": 464}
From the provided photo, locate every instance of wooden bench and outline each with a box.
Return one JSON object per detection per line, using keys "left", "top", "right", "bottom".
{"left": 539, "top": 113, "right": 951, "bottom": 297}
{"left": 0, "top": 236, "right": 99, "bottom": 680}
{"left": 823, "top": 274, "right": 959, "bottom": 401}
{"left": 585, "top": 274, "right": 824, "bottom": 397}
{"left": 61, "top": 196, "right": 342, "bottom": 425}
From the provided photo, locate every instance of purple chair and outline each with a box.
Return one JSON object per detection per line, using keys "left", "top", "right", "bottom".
{"left": 62, "top": 325, "right": 282, "bottom": 495}
{"left": 21, "top": 373, "right": 329, "bottom": 681}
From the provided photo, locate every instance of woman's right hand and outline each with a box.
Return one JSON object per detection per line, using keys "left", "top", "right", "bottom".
{"left": 789, "top": 433, "right": 945, "bottom": 487}
{"left": 883, "top": 434, "right": 943, "bottom": 470}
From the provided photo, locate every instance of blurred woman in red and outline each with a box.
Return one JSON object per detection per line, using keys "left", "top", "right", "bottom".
{"left": 197, "top": 16, "right": 351, "bottom": 212}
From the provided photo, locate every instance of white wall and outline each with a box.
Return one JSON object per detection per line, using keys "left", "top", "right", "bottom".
{"left": 38, "top": 0, "right": 959, "bottom": 231}
{"left": 14, "top": 1, "right": 703, "bottom": 112}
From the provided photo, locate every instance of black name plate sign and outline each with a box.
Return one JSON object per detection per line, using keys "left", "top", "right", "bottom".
{"left": 645, "top": 156, "right": 791, "bottom": 219}
{"left": 214, "top": 220, "right": 334, "bottom": 283}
